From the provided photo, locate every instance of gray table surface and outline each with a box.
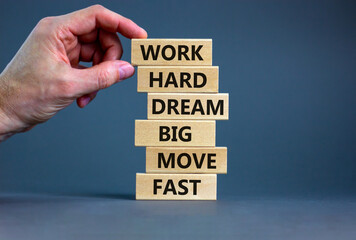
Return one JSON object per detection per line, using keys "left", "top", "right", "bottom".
{"left": 0, "top": 193, "right": 355, "bottom": 240}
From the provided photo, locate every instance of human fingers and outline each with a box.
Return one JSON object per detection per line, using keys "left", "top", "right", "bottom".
{"left": 64, "top": 5, "right": 147, "bottom": 39}
{"left": 69, "top": 60, "right": 134, "bottom": 97}
{"left": 99, "top": 29, "right": 123, "bottom": 61}
{"left": 77, "top": 91, "right": 98, "bottom": 108}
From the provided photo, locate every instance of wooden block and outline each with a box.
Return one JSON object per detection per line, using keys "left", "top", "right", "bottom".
{"left": 135, "top": 120, "right": 215, "bottom": 146}
{"left": 146, "top": 147, "right": 227, "bottom": 174}
{"left": 131, "top": 39, "right": 212, "bottom": 66}
{"left": 147, "top": 93, "right": 229, "bottom": 120}
{"left": 136, "top": 173, "right": 217, "bottom": 200}
{"left": 137, "top": 66, "right": 219, "bottom": 93}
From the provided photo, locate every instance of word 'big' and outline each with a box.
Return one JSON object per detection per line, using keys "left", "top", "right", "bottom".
{"left": 141, "top": 45, "right": 204, "bottom": 61}
{"left": 159, "top": 126, "right": 191, "bottom": 142}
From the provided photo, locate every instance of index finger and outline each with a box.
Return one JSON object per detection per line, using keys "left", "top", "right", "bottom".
{"left": 64, "top": 5, "right": 147, "bottom": 39}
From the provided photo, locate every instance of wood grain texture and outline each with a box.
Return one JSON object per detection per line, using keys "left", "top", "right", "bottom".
{"left": 147, "top": 93, "right": 229, "bottom": 120}
{"left": 146, "top": 147, "right": 227, "bottom": 173}
{"left": 137, "top": 66, "right": 219, "bottom": 93}
{"left": 136, "top": 173, "right": 217, "bottom": 200}
{"left": 135, "top": 120, "right": 215, "bottom": 147}
{"left": 131, "top": 39, "right": 212, "bottom": 66}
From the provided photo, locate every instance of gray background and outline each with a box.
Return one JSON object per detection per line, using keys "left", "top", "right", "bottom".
{"left": 1, "top": 0, "right": 356, "bottom": 198}
{"left": 1, "top": 1, "right": 356, "bottom": 239}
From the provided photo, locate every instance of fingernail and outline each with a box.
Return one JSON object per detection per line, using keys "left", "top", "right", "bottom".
{"left": 89, "top": 91, "right": 98, "bottom": 100}
{"left": 119, "top": 64, "right": 135, "bottom": 80}
{"left": 82, "top": 96, "right": 91, "bottom": 107}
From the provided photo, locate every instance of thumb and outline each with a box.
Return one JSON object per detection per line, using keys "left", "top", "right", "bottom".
{"left": 71, "top": 60, "right": 135, "bottom": 96}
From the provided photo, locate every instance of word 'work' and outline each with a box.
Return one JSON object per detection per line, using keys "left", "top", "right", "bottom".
{"left": 132, "top": 39, "right": 212, "bottom": 66}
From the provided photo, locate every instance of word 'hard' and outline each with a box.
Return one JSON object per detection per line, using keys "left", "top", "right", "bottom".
{"left": 136, "top": 173, "right": 217, "bottom": 200}
{"left": 132, "top": 39, "right": 212, "bottom": 66}
{"left": 137, "top": 66, "right": 219, "bottom": 93}
{"left": 150, "top": 72, "right": 206, "bottom": 88}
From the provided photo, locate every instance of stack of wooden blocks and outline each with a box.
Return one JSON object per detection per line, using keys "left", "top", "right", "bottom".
{"left": 132, "top": 39, "right": 229, "bottom": 200}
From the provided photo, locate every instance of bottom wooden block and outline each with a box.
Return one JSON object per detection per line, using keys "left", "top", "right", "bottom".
{"left": 136, "top": 173, "right": 217, "bottom": 200}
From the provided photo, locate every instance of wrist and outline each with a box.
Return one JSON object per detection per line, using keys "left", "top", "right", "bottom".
{"left": 0, "top": 72, "right": 37, "bottom": 142}
{"left": 0, "top": 106, "right": 15, "bottom": 142}
{"left": 0, "top": 73, "right": 19, "bottom": 142}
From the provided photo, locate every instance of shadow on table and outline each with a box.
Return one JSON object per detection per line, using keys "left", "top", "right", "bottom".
{"left": 0, "top": 192, "right": 135, "bottom": 205}
{"left": 66, "top": 192, "right": 135, "bottom": 200}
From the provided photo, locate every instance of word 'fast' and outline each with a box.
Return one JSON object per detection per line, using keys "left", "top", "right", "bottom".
{"left": 153, "top": 179, "right": 201, "bottom": 195}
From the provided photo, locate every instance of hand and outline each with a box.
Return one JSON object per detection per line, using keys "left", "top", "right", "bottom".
{"left": 0, "top": 5, "right": 147, "bottom": 141}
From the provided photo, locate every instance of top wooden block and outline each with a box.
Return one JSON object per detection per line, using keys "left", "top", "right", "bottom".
{"left": 131, "top": 39, "right": 212, "bottom": 66}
